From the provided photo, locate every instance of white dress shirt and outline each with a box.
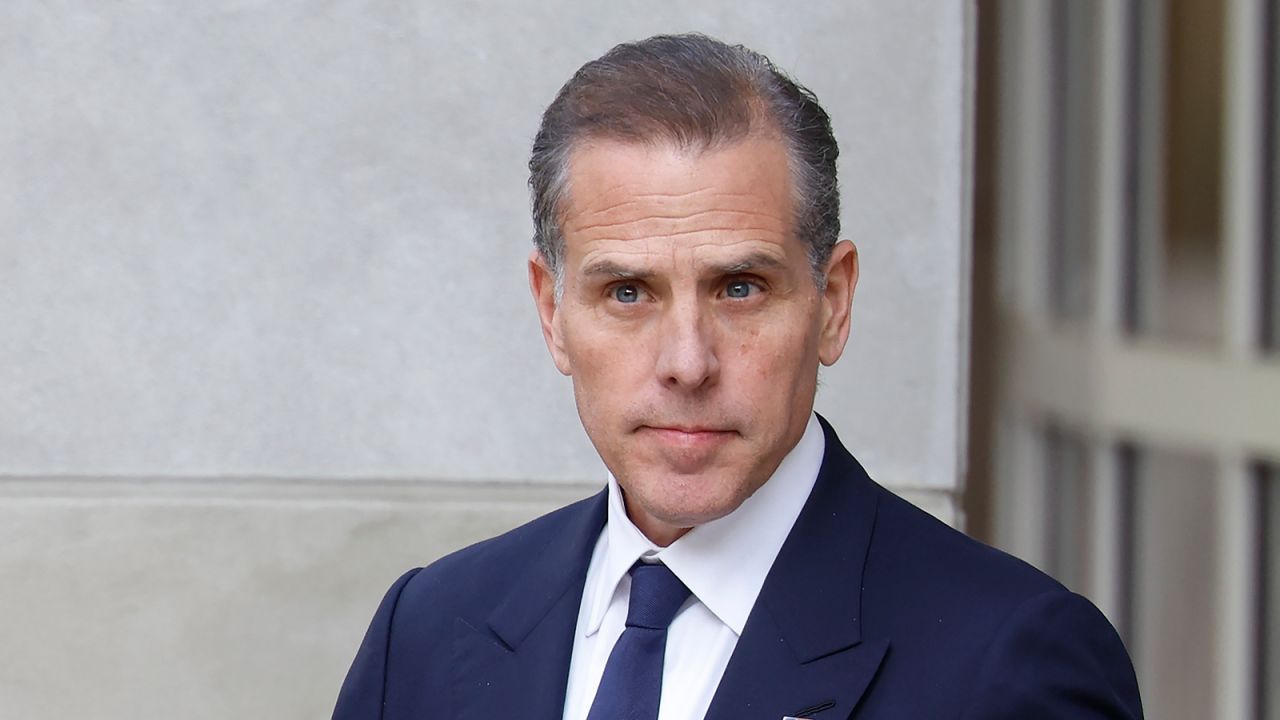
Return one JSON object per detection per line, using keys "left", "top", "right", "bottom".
{"left": 561, "top": 413, "right": 826, "bottom": 720}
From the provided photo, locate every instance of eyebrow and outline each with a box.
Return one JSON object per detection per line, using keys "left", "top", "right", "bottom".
{"left": 579, "top": 251, "right": 787, "bottom": 280}
{"left": 580, "top": 259, "right": 654, "bottom": 280}
{"left": 713, "top": 252, "right": 787, "bottom": 275}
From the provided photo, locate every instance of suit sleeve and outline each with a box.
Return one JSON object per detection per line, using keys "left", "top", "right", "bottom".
{"left": 959, "top": 590, "right": 1144, "bottom": 720}
{"left": 332, "top": 568, "right": 423, "bottom": 720}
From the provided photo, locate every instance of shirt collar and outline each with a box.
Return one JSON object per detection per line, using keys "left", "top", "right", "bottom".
{"left": 584, "top": 413, "right": 825, "bottom": 636}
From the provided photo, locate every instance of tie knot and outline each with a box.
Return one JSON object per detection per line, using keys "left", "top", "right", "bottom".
{"left": 625, "top": 563, "right": 691, "bottom": 630}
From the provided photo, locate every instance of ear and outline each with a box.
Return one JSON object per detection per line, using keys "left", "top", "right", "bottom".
{"left": 528, "top": 249, "right": 573, "bottom": 375}
{"left": 817, "top": 240, "right": 859, "bottom": 366}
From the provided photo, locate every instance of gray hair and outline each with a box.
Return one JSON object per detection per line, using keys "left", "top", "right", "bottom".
{"left": 528, "top": 33, "right": 841, "bottom": 293}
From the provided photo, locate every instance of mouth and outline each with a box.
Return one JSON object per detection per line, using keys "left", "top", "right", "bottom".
{"left": 638, "top": 425, "right": 737, "bottom": 449}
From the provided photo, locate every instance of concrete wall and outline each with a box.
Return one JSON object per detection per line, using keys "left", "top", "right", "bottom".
{"left": 0, "top": 2, "right": 971, "bottom": 717}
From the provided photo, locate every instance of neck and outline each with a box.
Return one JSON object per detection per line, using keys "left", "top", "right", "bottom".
{"left": 634, "top": 518, "right": 691, "bottom": 547}
{"left": 620, "top": 492, "right": 692, "bottom": 547}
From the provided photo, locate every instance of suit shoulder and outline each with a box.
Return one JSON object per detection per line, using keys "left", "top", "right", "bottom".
{"left": 817, "top": 419, "right": 1061, "bottom": 603}
{"left": 868, "top": 483, "right": 1065, "bottom": 606}
{"left": 395, "top": 490, "right": 602, "bottom": 607}
{"left": 859, "top": 484, "right": 1140, "bottom": 716}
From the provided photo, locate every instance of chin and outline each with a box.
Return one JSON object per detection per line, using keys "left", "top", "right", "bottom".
{"left": 633, "top": 477, "right": 750, "bottom": 528}
{"left": 649, "top": 503, "right": 733, "bottom": 529}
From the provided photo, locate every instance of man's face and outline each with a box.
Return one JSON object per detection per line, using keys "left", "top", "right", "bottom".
{"left": 529, "top": 135, "right": 857, "bottom": 545}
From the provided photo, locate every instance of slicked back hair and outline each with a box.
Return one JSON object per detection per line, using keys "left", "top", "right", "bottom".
{"left": 528, "top": 33, "right": 841, "bottom": 294}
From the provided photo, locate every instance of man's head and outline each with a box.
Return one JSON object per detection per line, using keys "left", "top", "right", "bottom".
{"left": 527, "top": 34, "right": 858, "bottom": 545}
{"left": 530, "top": 33, "right": 842, "bottom": 292}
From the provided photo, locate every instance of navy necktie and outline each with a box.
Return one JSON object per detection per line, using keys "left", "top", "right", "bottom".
{"left": 586, "top": 562, "right": 692, "bottom": 720}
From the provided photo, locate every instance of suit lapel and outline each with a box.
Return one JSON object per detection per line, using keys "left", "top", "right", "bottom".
{"left": 705, "top": 417, "right": 888, "bottom": 720}
{"left": 451, "top": 490, "right": 607, "bottom": 720}
{"left": 449, "top": 417, "right": 887, "bottom": 720}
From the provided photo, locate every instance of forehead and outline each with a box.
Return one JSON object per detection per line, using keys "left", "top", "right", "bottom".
{"left": 558, "top": 136, "right": 797, "bottom": 258}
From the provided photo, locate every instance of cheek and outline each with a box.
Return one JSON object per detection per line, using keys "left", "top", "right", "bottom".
{"left": 735, "top": 327, "right": 760, "bottom": 356}
{"left": 576, "top": 335, "right": 638, "bottom": 377}
{"left": 565, "top": 325, "right": 653, "bottom": 404}
{"left": 561, "top": 309, "right": 622, "bottom": 370}
{"left": 732, "top": 323, "right": 814, "bottom": 379}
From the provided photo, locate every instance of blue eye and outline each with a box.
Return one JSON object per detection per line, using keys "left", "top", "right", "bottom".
{"left": 612, "top": 285, "right": 641, "bottom": 303}
{"left": 725, "top": 281, "right": 755, "bottom": 299}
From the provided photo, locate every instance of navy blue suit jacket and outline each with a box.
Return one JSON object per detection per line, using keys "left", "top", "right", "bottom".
{"left": 333, "top": 417, "right": 1143, "bottom": 719}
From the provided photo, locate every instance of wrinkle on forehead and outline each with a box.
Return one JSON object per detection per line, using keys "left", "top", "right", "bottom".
{"left": 564, "top": 137, "right": 791, "bottom": 206}
{"left": 558, "top": 137, "right": 802, "bottom": 281}
{"left": 583, "top": 189, "right": 760, "bottom": 205}
{"left": 577, "top": 236, "right": 792, "bottom": 276}
{"left": 570, "top": 159, "right": 789, "bottom": 224}
{"left": 573, "top": 176, "right": 788, "bottom": 209}
{"left": 565, "top": 208, "right": 788, "bottom": 242}
{"left": 572, "top": 194, "right": 773, "bottom": 224}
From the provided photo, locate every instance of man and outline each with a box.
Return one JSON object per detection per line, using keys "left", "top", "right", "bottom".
{"left": 333, "top": 34, "right": 1143, "bottom": 719}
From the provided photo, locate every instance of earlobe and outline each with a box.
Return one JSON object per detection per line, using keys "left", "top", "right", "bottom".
{"left": 818, "top": 240, "right": 859, "bottom": 366}
{"left": 528, "top": 250, "right": 573, "bottom": 376}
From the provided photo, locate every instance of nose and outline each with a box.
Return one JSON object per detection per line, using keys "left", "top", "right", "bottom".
{"left": 654, "top": 300, "right": 720, "bottom": 391}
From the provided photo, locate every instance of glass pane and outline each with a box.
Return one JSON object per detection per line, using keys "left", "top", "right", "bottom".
{"left": 1160, "top": 0, "right": 1226, "bottom": 345}
{"left": 1265, "top": 2, "right": 1280, "bottom": 352}
{"left": 1044, "top": 423, "right": 1092, "bottom": 590}
{"left": 1262, "top": 465, "right": 1279, "bottom": 720}
{"left": 1127, "top": 0, "right": 1228, "bottom": 346}
{"left": 1124, "top": 0, "right": 1161, "bottom": 336}
{"left": 1047, "top": 0, "right": 1099, "bottom": 322}
{"left": 1128, "top": 445, "right": 1218, "bottom": 720}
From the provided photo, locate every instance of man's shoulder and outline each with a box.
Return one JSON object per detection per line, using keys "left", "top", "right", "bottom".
{"left": 868, "top": 482, "right": 1065, "bottom": 608}
{"left": 815, "top": 418, "right": 1063, "bottom": 609}
{"left": 858, "top": 485, "right": 1141, "bottom": 718}
{"left": 859, "top": 479, "right": 1121, "bottom": 667}
{"left": 430, "top": 490, "right": 600, "bottom": 573}
{"left": 392, "top": 490, "right": 604, "bottom": 616}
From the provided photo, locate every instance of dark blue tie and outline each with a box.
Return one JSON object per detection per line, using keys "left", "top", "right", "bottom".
{"left": 586, "top": 562, "right": 692, "bottom": 720}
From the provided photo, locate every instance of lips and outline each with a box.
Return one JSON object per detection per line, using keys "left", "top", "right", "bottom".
{"left": 637, "top": 421, "right": 736, "bottom": 434}
{"left": 639, "top": 425, "right": 737, "bottom": 449}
